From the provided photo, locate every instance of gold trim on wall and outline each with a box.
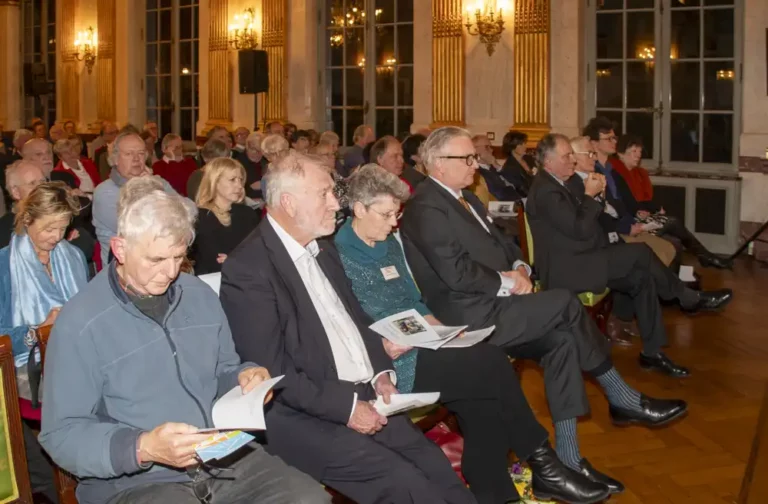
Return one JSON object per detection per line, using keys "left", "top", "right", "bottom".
{"left": 96, "top": 0, "right": 116, "bottom": 127}
{"left": 206, "top": 0, "right": 231, "bottom": 128}
{"left": 262, "top": 0, "right": 286, "bottom": 127}
{"left": 431, "top": 0, "right": 464, "bottom": 128}
{"left": 0, "top": 1, "right": 19, "bottom": 127}
{"left": 513, "top": 0, "right": 550, "bottom": 143}
{"left": 60, "top": 0, "right": 79, "bottom": 123}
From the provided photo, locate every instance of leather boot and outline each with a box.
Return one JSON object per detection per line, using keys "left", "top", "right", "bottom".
{"left": 526, "top": 443, "right": 610, "bottom": 504}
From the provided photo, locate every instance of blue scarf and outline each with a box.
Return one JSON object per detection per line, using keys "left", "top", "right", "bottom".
{"left": 10, "top": 233, "right": 88, "bottom": 328}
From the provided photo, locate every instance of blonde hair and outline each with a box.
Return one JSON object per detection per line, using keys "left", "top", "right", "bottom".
{"left": 14, "top": 181, "right": 80, "bottom": 235}
{"left": 196, "top": 157, "right": 246, "bottom": 225}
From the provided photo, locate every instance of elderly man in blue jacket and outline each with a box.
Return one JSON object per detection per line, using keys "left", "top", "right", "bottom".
{"left": 39, "top": 177, "right": 329, "bottom": 504}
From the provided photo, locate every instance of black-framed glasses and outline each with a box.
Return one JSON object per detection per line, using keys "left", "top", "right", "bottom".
{"left": 437, "top": 154, "right": 481, "bottom": 166}
{"left": 599, "top": 136, "right": 618, "bottom": 142}
{"left": 573, "top": 150, "right": 597, "bottom": 159}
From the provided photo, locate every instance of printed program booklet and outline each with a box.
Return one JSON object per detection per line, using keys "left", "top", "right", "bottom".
{"left": 369, "top": 309, "right": 495, "bottom": 350}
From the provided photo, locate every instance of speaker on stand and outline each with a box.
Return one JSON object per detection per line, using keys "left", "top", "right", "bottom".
{"left": 238, "top": 50, "right": 269, "bottom": 131}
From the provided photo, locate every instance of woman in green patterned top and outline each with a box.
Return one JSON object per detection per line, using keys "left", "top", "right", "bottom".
{"left": 334, "top": 165, "right": 609, "bottom": 504}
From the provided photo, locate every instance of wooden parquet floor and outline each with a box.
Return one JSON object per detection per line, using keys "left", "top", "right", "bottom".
{"left": 517, "top": 257, "right": 768, "bottom": 504}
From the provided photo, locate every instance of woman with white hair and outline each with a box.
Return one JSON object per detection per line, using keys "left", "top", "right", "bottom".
{"left": 191, "top": 158, "right": 260, "bottom": 274}
{"left": 53, "top": 137, "right": 101, "bottom": 193}
{"left": 334, "top": 165, "right": 611, "bottom": 504}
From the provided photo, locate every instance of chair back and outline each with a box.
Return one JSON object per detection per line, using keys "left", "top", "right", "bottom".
{"left": 515, "top": 203, "right": 534, "bottom": 265}
{"left": 0, "top": 335, "right": 34, "bottom": 503}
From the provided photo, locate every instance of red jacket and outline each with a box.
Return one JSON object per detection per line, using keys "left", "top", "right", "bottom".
{"left": 152, "top": 157, "right": 199, "bottom": 197}
{"left": 53, "top": 157, "right": 101, "bottom": 190}
{"left": 610, "top": 157, "right": 654, "bottom": 203}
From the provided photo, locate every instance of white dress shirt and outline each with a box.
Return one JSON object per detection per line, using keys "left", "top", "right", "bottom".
{"left": 268, "top": 215, "right": 395, "bottom": 418}
{"left": 62, "top": 160, "right": 95, "bottom": 193}
{"left": 429, "top": 177, "right": 531, "bottom": 296}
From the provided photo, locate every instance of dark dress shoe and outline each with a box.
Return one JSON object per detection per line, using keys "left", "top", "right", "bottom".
{"left": 639, "top": 352, "right": 690, "bottom": 377}
{"left": 698, "top": 254, "right": 733, "bottom": 270}
{"left": 682, "top": 288, "right": 733, "bottom": 314}
{"left": 526, "top": 443, "right": 610, "bottom": 504}
{"left": 610, "top": 394, "right": 688, "bottom": 428}
{"left": 578, "top": 458, "right": 624, "bottom": 495}
{"left": 606, "top": 318, "right": 634, "bottom": 347}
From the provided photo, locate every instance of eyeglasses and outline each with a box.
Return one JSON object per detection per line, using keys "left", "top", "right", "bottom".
{"left": 190, "top": 460, "right": 234, "bottom": 502}
{"left": 599, "top": 136, "right": 618, "bottom": 143}
{"left": 573, "top": 150, "right": 597, "bottom": 159}
{"left": 369, "top": 207, "right": 403, "bottom": 221}
{"left": 437, "top": 154, "right": 481, "bottom": 166}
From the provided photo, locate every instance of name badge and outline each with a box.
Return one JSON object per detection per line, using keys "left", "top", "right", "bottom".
{"left": 381, "top": 266, "right": 400, "bottom": 281}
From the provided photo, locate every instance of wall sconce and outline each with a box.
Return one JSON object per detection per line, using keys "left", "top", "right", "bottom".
{"left": 465, "top": 1, "right": 507, "bottom": 56}
{"left": 74, "top": 26, "right": 97, "bottom": 74}
{"left": 596, "top": 69, "right": 611, "bottom": 78}
{"left": 228, "top": 8, "right": 259, "bottom": 50}
{"left": 716, "top": 69, "right": 734, "bottom": 80}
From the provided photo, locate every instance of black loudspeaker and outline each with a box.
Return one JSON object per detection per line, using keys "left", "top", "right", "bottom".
{"left": 238, "top": 50, "right": 269, "bottom": 94}
{"left": 23, "top": 63, "right": 51, "bottom": 97}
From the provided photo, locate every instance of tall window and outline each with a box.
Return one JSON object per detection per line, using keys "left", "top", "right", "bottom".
{"left": 586, "top": 0, "right": 741, "bottom": 173}
{"left": 145, "top": 0, "right": 199, "bottom": 141}
{"left": 322, "top": 0, "right": 414, "bottom": 146}
{"left": 22, "top": 0, "right": 56, "bottom": 128}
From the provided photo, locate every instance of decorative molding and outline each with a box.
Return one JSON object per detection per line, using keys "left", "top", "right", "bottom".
{"left": 0, "top": 1, "right": 20, "bottom": 127}
{"left": 60, "top": 0, "right": 79, "bottom": 122}
{"left": 740, "top": 156, "right": 768, "bottom": 174}
{"left": 513, "top": 0, "right": 550, "bottom": 143}
{"left": 0, "top": 1, "right": 20, "bottom": 6}
{"left": 96, "top": 0, "right": 116, "bottom": 126}
{"left": 206, "top": 0, "right": 231, "bottom": 127}
{"left": 262, "top": 0, "right": 286, "bottom": 126}
{"left": 430, "top": 0, "right": 464, "bottom": 128}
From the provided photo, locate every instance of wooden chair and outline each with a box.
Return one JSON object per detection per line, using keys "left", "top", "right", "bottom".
{"left": 0, "top": 335, "right": 34, "bottom": 503}
{"left": 516, "top": 203, "right": 613, "bottom": 334}
{"left": 35, "top": 325, "right": 79, "bottom": 504}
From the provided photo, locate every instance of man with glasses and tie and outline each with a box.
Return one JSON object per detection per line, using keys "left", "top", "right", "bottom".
{"left": 400, "top": 127, "right": 694, "bottom": 496}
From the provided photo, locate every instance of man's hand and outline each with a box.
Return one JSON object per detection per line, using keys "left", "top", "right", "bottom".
{"left": 501, "top": 267, "right": 533, "bottom": 295}
{"left": 347, "top": 401, "right": 387, "bottom": 435}
{"left": 250, "top": 181, "right": 261, "bottom": 190}
{"left": 238, "top": 367, "right": 273, "bottom": 403}
{"left": 381, "top": 338, "right": 413, "bottom": 360}
{"left": 659, "top": 207, "right": 666, "bottom": 215}
{"left": 216, "top": 254, "right": 228, "bottom": 264}
{"left": 629, "top": 223, "right": 645, "bottom": 236}
{"left": 636, "top": 210, "right": 650, "bottom": 219}
{"left": 584, "top": 173, "right": 605, "bottom": 197}
{"left": 374, "top": 373, "right": 399, "bottom": 405}
{"left": 137, "top": 422, "right": 213, "bottom": 468}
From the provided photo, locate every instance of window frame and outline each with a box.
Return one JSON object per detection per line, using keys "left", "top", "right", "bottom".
{"left": 583, "top": 0, "right": 743, "bottom": 175}
{"left": 21, "top": 0, "right": 57, "bottom": 128}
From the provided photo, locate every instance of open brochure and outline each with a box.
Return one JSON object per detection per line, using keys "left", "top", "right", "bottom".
{"left": 372, "top": 392, "right": 441, "bottom": 417}
{"left": 369, "top": 309, "right": 495, "bottom": 350}
{"left": 488, "top": 201, "right": 518, "bottom": 218}
{"left": 203, "top": 375, "right": 284, "bottom": 431}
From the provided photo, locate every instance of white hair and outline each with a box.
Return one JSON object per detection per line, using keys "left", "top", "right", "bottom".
{"left": 263, "top": 152, "right": 330, "bottom": 208}
{"left": 246, "top": 131, "right": 265, "bottom": 149}
{"left": 419, "top": 126, "right": 472, "bottom": 171}
{"left": 117, "top": 178, "right": 198, "bottom": 246}
{"left": 13, "top": 129, "right": 32, "bottom": 143}
{"left": 109, "top": 132, "right": 144, "bottom": 168}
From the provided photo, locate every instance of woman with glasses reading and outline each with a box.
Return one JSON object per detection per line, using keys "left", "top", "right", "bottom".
{"left": 333, "top": 164, "right": 613, "bottom": 504}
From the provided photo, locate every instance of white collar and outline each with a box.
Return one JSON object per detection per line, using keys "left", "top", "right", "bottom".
{"left": 576, "top": 171, "right": 588, "bottom": 180}
{"left": 429, "top": 176, "right": 462, "bottom": 200}
{"left": 62, "top": 160, "right": 83, "bottom": 171}
{"left": 162, "top": 155, "right": 175, "bottom": 163}
{"left": 267, "top": 214, "right": 320, "bottom": 263}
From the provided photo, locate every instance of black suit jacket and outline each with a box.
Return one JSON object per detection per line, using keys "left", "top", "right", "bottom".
{"left": 478, "top": 165, "right": 524, "bottom": 202}
{"left": 220, "top": 218, "right": 393, "bottom": 472}
{"left": 400, "top": 178, "right": 525, "bottom": 329}
{"left": 565, "top": 175, "right": 622, "bottom": 239}
{"left": 401, "top": 165, "right": 427, "bottom": 189}
{"left": 500, "top": 155, "right": 535, "bottom": 197}
{"left": 526, "top": 171, "right": 610, "bottom": 293}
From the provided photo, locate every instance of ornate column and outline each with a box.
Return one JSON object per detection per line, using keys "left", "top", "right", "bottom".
{"left": 262, "top": 0, "right": 286, "bottom": 126}
{"left": 58, "top": 0, "right": 80, "bottom": 124}
{"left": 512, "top": 0, "right": 550, "bottom": 143}
{"left": 430, "top": 0, "right": 464, "bottom": 127}
{"left": 95, "top": 0, "right": 116, "bottom": 128}
{"left": 204, "top": 0, "right": 231, "bottom": 132}
{"left": 0, "top": 0, "right": 21, "bottom": 130}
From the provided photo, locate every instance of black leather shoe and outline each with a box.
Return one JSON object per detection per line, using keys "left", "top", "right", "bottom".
{"left": 682, "top": 288, "right": 733, "bottom": 314}
{"left": 578, "top": 458, "right": 624, "bottom": 495}
{"left": 610, "top": 394, "right": 688, "bottom": 428}
{"left": 527, "top": 443, "right": 610, "bottom": 504}
{"left": 698, "top": 254, "right": 733, "bottom": 270}
{"left": 639, "top": 352, "right": 691, "bottom": 378}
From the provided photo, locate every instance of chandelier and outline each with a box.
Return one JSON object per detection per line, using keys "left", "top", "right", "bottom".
{"left": 328, "top": 1, "right": 383, "bottom": 47}
{"left": 228, "top": 8, "right": 259, "bottom": 50}
{"left": 465, "top": 1, "right": 507, "bottom": 56}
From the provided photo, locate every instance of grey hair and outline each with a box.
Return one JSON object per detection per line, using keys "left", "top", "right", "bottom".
{"left": 109, "top": 131, "right": 144, "bottom": 167}
{"left": 569, "top": 135, "right": 590, "bottom": 152}
{"left": 117, "top": 176, "right": 165, "bottom": 218}
{"left": 5, "top": 160, "right": 43, "bottom": 191}
{"left": 161, "top": 133, "right": 181, "bottom": 151}
{"left": 264, "top": 152, "right": 330, "bottom": 208}
{"left": 319, "top": 131, "right": 339, "bottom": 146}
{"left": 347, "top": 164, "right": 410, "bottom": 208}
{"left": 419, "top": 126, "right": 472, "bottom": 171}
{"left": 261, "top": 134, "right": 289, "bottom": 157}
{"left": 245, "top": 131, "right": 265, "bottom": 149}
{"left": 52, "top": 138, "right": 72, "bottom": 156}
{"left": 117, "top": 178, "right": 198, "bottom": 246}
{"left": 535, "top": 133, "right": 570, "bottom": 168}
{"left": 201, "top": 138, "right": 230, "bottom": 162}
{"left": 13, "top": 129, "right": 32, "bottom": 144}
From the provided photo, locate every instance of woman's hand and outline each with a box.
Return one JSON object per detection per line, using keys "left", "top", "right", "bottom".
{"left": 381, "top": 338, "right": 413, "bottom": 360}
{"left": 41, "top": 307, "right": 61, "bottom": 327}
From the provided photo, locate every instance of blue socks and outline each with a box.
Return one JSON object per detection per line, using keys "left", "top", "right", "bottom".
{"left": 596, "top": 367, "right": 642, "bottom": 412}
{"left": 554, "top": 418, "right": 581, "bottom": 469}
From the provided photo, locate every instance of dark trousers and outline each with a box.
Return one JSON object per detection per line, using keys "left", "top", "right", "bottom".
{"left": 659, "top": 216, "right": 711, "bottom": 257}
{"left": 488, "top": 289, "right": 611, "bottom": 422}
{"left": 319, "top": 415, "right": 476, "bottom": 504}
{"left": 412, "top": 344, "right": 548, "bottom": 504}
{"left": 23, "top": 421, "right": 58, "bottom": 503}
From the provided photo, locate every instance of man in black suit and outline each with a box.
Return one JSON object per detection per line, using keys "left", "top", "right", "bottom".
{"left": 220, "top": 152, "right": 475, "bottom": 504}
{"left": 472, "top": 134, "right": 523, "bottom": 202}
{"left": 400, "top": 126, "right": 687, "bottom": 496}
{"left": 526, "top": 134, "right": 733, "bottom": 378}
